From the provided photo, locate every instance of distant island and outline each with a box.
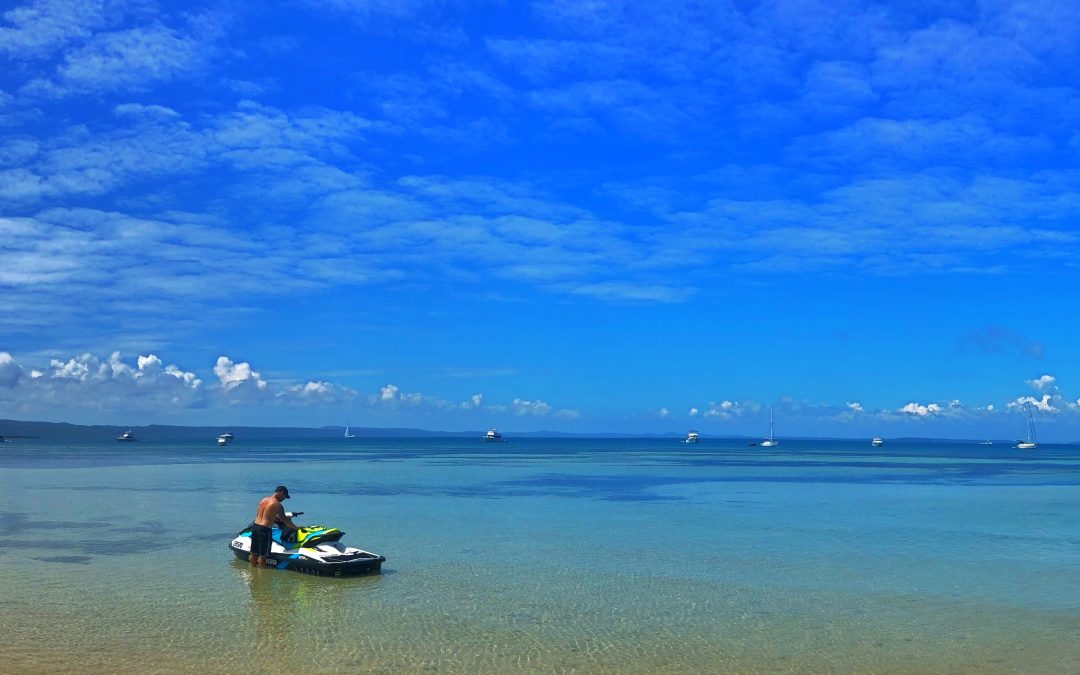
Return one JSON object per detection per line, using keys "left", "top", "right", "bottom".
{"left": 0, "top": 418, "right": 1018, "bottom": 444}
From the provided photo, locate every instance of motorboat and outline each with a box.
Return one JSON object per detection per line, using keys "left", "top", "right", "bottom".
{"left": 484, "top": 429, "right": 503, "bottom": 442}
{"left": 117, "top": 430, "right": 136, "bottom": 442}
{"left": 217, "top": 433, "right": 234, "bottom": 446}
{"left": 230, "top": 511, "right": 385, "bottom": 576}
{"left": 871, "top": 437, "right": 884, "bottom": 447}
{"left": 760, "top": 407, "right": 778, "bottom": 447}
{"left": 684, "top": 430, "right": 699, "bottom": 444}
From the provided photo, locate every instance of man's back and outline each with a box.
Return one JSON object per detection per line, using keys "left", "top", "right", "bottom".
{"left": 254, "top": 495, "right": 282, "bottom": 527}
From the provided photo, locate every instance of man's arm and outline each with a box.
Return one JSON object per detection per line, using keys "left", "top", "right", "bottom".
{"left": 274, "top": 503, "right": 298, "bottom": 530}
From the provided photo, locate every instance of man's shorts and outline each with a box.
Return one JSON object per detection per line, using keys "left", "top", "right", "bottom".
{"left": 250, "top": 524, "right": 272, "bottom": 558}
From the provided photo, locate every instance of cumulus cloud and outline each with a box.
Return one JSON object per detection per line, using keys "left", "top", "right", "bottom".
{"left": 703, "top": 400, "right": 757, "bottom": 419}
{"left": 0, "top": 351, "right": 205, "bottom": 414}
{"left": 1027, "top": 374, "right": 1056, "bottom": 391}
{"left": 511, "top": 397, "right": 552, "bottom": 416}
{"left": 213, "top": 356, "right": 267, "bottom": 392}
{"left": 295, "top": 381, "right": 330, "bottom": 395}
{"left": 899, "top": 402, "right": 943, "bottom": 416}
{"left": 846, "top": 402, "right": 863, "bottom": 412}
{"left": 374, "top": 383, "right": 423, "bottom": 405}
{"left": 50, "top": 353, "right": 97, "bottom": 380}
{"left": 1007, "top": 394, "right": 1057, "bottom": 413}
{"left": 0, "top": 351, "right": 23, "bottom": 387}
{"left": 277, "top": 380, "right": 357, "bottom": 405}
{"left": 658, "top": 407, "right": 669, "bottom": 417}
{"left": 460, "top": 393, "right": 483, "bottom": 409}
{"left": 688, "top": 407, "right": 699, "bottom": 417}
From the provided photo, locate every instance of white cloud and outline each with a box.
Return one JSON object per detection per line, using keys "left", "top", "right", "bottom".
{"left": 374, "top": 384, "right": 423, "bottom": 405}
{"left": 899, "top": 402, "right": 943, "bottom": 416}
{"left": 296, "top": 381, "right": 330, "bottom": 395}
{"left": 460, "top": 393, "right": 483, "bottom": 409}
{"left": 213, "top": 356, "right": 267, "bottom": 392}
{"left": 0, "top": 351, "right": 22, "bottom": 387}
{"left": 137, "top": 353, "right": 162, "bottom": 373}
{"left": 846, "top": 401, "right": 863, "bottom": 412}
{"left": 703, "top": 400, "right": 749, "bottom": 419}
{"left": 1027, "top": 374, "right": 1056, "bottom": 390}
{"left": 0, "top": 350, "right": 206, "bottom": 414}
{"left": 0, "top": 0, "right": 109, "bottom": 60}
{"left": 50, "top": 353, "right": 97, "bottom": 380}
{"left": 658, "top": 407, "right": 669, "bottom": 417}
{"left": 688, "top": 407, "right": 699, "bottom": 417}
{"left": 511, "top": 398, "right": 552, "bottom": 416}
{"left": 1007, "top": 394, "right": 1057, "bottom": 413}
{"left": 164, "top": 364, "right": 199, "bottom": 388}
{"left": 276, "top": 380, "right": 357, "bottom": 405}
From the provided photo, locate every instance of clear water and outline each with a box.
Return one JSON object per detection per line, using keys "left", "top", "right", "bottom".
{"left": 1, "top": 437, "right": 1078, "bottom": 672}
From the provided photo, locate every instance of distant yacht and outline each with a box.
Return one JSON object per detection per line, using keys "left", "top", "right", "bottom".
{"left": 117, "top": 430, "right": 136, "bottom": 442}
{"left": 485, "top": 429, "right": 503, "bottom": 442}
{"left": 344, "top": 424, "right": 356, "bottom": 439}
{"left": 684, "top": 430, "right": 699, "bottom": 444}
{"left": 760, "top": 407, "right": 778, "bottom": 447}
{"left": 1015, "top": 406, "right": 1038, "bottom": 449}
{"left": 979, "top": 440, "right": 993, "bottom": 445}
{"left": 871, "top": 437, "right": 884, "bottom": 447}
{"left": 217, "top": 433, "right": 234, "bottom": 446}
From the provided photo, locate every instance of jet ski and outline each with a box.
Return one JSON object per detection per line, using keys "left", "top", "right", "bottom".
{"left": 229, "top": 511, "right": 385, "bottom": 576}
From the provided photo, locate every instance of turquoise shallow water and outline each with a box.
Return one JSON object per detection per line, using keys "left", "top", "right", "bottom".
{"left": 1, "top": 437, "right": 1078, "bottom": 673}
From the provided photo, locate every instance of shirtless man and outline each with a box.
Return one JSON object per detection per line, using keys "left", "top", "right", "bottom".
{"left": 250, "top": 485, "right": 298, "bottom": 567}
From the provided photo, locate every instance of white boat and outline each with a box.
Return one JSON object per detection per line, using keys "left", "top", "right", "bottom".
{"left": 760, "top": 407, "right": 778, "bottom": 447}
{"left": 979, "top": 440, "right": 993, "bottom": 445}
{"left": 117, "top": 430, "right": 136, "bottom": 442}
{"left": 344, "top": 424, "right": 356, "bottom": 439}
{"left": 485, "top": 429, "right": 503, "bottom": 442}
{"left": 217, "top": 433, "right": 234, "bottom": 446}
{"left": 871, "top": 437, "right": 884, "bottom": 447}
{"left": 684, "top": 430, "right": 699, "bottom": 444}
{"left": 1015, "top": 406, "right": 1038, "bottom": 449}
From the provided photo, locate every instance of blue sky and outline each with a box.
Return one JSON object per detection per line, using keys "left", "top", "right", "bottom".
{"left": 1, "top": 0, "right": 1079, "bottom": 438}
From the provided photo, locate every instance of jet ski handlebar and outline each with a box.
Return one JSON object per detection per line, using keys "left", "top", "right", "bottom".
{"left": 284, "top": 511, "right": 303, "bottom": 518}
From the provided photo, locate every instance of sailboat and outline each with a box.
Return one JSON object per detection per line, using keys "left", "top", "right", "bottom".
{"left": 344, "top": 423, "right": 356, "bottom": 439}
{"left": 760, "top": 407, "right": 778, "bottom": 447}
{"left": 1015, "top": 405, "right": 1038, "bottom": 449}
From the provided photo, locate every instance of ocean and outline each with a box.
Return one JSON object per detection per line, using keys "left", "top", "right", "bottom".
{"left": 1, "top": 436, "right": 1077, "bottom": 672}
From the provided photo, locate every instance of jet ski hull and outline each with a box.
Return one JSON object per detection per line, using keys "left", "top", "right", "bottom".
{"left": 230, "top": 524, "right": 385, "bottom": 576}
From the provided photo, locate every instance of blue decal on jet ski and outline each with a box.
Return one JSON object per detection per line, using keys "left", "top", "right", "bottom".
{"left": 276, "top": 553, "right": 300, "bottom": 570}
